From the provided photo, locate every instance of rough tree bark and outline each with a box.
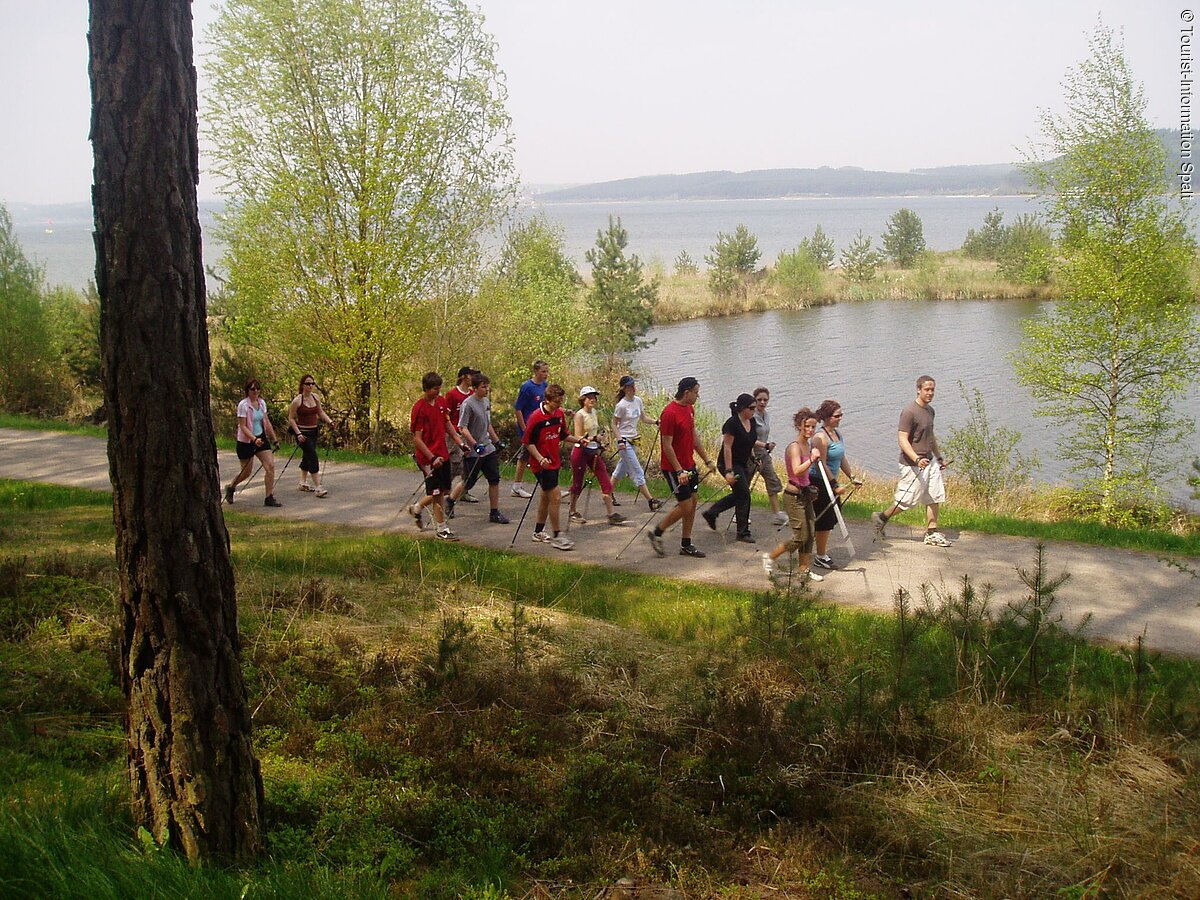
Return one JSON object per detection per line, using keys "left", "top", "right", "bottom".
{"left": 88, "top": 0, "right": 263, "bottom": 861}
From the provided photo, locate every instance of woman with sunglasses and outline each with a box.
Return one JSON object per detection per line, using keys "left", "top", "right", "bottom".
{"left": 224, "top": 378, "right": 282, "bottom": 507}
{"left": 810, "top": 399, "right": 862, "bottom": 569}
{"left": 288, "top": 374, "right": 335, "bottom": 497}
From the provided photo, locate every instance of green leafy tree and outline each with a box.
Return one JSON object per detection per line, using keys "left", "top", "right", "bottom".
{"left": 706, "top": 224, "right": 761, "bottom": 298}
{"left": 839, "top": 230, "right": 882, "bottom": 284}
{"left": 43, "top": 284, "right": 102, "bottom": 392}
{"left": 585, "top": 216, "right": 660, "bottom": 365}
{"left": 798, "top": 224, "right": 836, "bottom": 270}
{"left": 205, "top": 0, "right": 516, "bottom": 450}
{"left": 996, "top": 214, "right": 1054, "bottom": 285}
{"left": 962, "top": 207, "right": 1007, "bottom": 259}
{"left": 471, "top": 217, "right": 588, "bottom": 389}
{"left": 943, "top": 382, "right": 1037, "bottom": 504}
{"left": 772, "top": 246, "right": 822, "bottom": 305}
{"left": 674, "top": 249, "right": 698, "bottom": 275}
{"left": 1014, "top": 24, "right": 1200, "bottom": 520}
{"left": 0, "top": 204, "right": 66, "bottom": 414}
{"left": 881, "top": 208, "right": 926, "bottom": 268}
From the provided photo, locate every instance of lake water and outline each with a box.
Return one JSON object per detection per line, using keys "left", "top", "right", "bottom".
{"left": 630, "top": 301, "right": 1200, "bottom": 508}
{"left": 14, "top": 195, "right": 1041, "bottom": 289}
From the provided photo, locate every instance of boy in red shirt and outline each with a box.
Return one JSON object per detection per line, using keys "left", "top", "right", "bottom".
{"left": 522, "top": 383, "right": 587, "bottom": 551}
{"left": 409, "top": 371, "right": 467, "bottom": 540}
{"left": 648, "top": 376, "right": 716, "bottom": 558}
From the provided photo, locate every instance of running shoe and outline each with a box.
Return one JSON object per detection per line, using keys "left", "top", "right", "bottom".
{"left": 773, "top": 511, "right": 788, "bottom": 526}
{"left": 436, "top": 527, "right": 459, "bottom": 542}
{"left": 461, "top": 491, "right": 480, "bottom": 503}
{"left": 735, "top": 532, "right": 756, "bottom": 544}
{"left": 924, "top": 531, "right": 952, "bottom": 548}
{"left": 702, "top": 509, "right": 718, "bottom": 531}
{"left": 445, "top": 498, "right": 456, "bottom": 519}
{"left": 607, "top": 512, "right": 627, "bottom": 525}
{"left": 813, "top": 554, "right": 836, "bottom": 570}
{"left": 531, "top": 530, "right": 552, "bottom": 543}
{"left": 224, "top": 484, "right": 235, "bottom": 505}
{"left": 264, "top": 495, "right": 282, "bottom": 508}
{"left": 679, "top": 544, "right": 707, "bottom": 558}
{"left": 569, "top": 511, "right": 587, "bottom": 524}
{"left": 760, "top": 552, "right": 774, "bottom": 577}
{"left": 407, "top": 503, "right": 424, "bottom": 530}
{"left": 488, "top": 510, "right": 511, "bottom": 524}
{"left": 298, "top": 482, "right": 314, "bottom": 492}
{"left": 871, "top": 511, "right": 888, "bottom": 538}
{"left": 648, "top": 498, "right": 665, "bottom": 512}
{"left": 315, "top": 487, "right": 328, "bottom": 498}
{"left": 802, "top": 570, "right": 824, "bottom": 583}
{"left": 648, "top": 531, "right": 665, "bottom": 557}
{"left": 611, "top": 496, "right": 622, "bottom": 506}
{"left": 511, "top": 485, "right": 533, "bottom": 498}
{"left": 551, "top": 535, "right": 575, "bottom": 551}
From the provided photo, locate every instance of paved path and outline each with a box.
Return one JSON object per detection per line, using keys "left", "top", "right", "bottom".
{"left": 2, "top": 427, "right": 1197, "bottom": 657}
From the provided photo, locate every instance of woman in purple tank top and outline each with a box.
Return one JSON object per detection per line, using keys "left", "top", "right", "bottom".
{"left": 287, "top": 374, "right": 335, "bottom": 497}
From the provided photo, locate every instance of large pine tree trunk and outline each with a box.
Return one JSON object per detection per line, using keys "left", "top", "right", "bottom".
{"left": 89, "top": 0, "right": 263, "bottom": 861}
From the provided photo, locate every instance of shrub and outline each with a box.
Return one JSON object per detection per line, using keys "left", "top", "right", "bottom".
{"left": 706, "top": 225, "right": 761, "bottom": 298}
{"left": 839, "top": 231, "right": 882, "bottom": 284}
{"left": 771, "top": 246, "right": 822, "bottom": 305}
{"left": 881, "top": 208, "right": 926, "bottom": 268}
{"left": 962, "top": 207, "right": 1007, "bottom": 259}
{"left": 798, "top": 225, "right": 836, "bottom": 270}
{"left": 943, "top": 381, "right": 1037, "bottom": 504}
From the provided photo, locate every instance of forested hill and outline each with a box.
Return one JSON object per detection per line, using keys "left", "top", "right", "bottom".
{"left": 537, "top": 130, "right": 1187, "bottom": 202}
{"left": 537, "top": 163, "right": 1031, "bottom": 202}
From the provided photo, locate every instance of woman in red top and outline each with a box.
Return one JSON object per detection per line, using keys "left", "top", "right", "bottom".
{"left": 522, "top": 384, "right": 587, "bottom": 551}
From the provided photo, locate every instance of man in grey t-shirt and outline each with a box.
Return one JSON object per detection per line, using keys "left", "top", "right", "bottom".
{"left": 447, "top": 374, "right": 510, "bottom": 524}
{"left": 871, "top": 375, "right": 951, "bottom": 547}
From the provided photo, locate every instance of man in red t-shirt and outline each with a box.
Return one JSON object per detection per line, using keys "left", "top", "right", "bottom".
{"left": 648, "top": 376, "right": 716, "bottom": 559}
{"left": 408, "top": 371, "right": 467, "bottom": 540}
{"left": 522, "top": 383, "right": 587, "bottom": 551}
{"left": 445, "top": 366, "right": 479, "bottom": 506}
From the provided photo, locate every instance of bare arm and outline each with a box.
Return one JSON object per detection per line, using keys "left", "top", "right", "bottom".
{"left": 287, "top": 396, "right": 302, "bottom": 437}
{"left": 897, "top": 430, "right": 928, "bottom": 468}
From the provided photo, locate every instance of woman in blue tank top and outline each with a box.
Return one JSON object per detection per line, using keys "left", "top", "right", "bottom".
{"left": 810, "top": 399, "right": 862, "bottom": 570}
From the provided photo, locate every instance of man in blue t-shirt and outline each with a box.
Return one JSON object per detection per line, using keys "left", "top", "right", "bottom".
{"left": 510, "top": 359, "right": 549, "bottom": 498}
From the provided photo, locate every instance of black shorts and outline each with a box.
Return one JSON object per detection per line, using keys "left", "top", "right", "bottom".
{"left": 663, "top": 467, "right": 700, "bottom": 501}
{"left": 814, "top": 475, "right": 840, "bottom": 531}
{"left": 424, "top": 463, "right": 453, "bottom": 497}
{"left": 464, "top": 451, "right": 501, "bottom": 488}
{"left": 534, "top": 467, "right": 561, "bottom": 492}
{"left": 236, "top": 439, "right": 267, "bottom": 461}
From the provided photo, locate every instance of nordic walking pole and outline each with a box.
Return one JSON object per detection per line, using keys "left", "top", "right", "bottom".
{"left": 615, "top": 498, "right": 665, "bottom": 559}
{"left": 508, "top": 481, "right": 540, "bottom": 548}
{"left": 816, "top": 460, "right": 856, "bottom": 559}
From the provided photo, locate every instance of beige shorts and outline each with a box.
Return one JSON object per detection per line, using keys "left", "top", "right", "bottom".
{"left": 893, "top": 462, "right": 946, "bottom": 511}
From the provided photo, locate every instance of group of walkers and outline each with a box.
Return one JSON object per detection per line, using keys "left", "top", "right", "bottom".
{"left": 223, "top": 362, "right": 953, "bottom": 584}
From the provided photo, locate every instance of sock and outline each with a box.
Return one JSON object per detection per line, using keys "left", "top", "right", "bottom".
{"left": 682, "top": 537, "right": 693, "bottom": 547}
{"left": 880, "top": 512, "right": 891, "bottom": 523}
{"left": 554, "top": 530, "right": 561, "bottom": 537}
{"left": 490, "top": 508, "right": 499, "bottom": 515}
{"left": 653, "top": 527, "right": 664, "bottom": 537}
{"left": 534, "top": 523, "right": 545, "bottom": 533}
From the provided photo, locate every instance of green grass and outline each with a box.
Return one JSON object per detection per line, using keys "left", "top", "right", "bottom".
{"left": 3, "top": 483, "right": 1199, "bottom": 896}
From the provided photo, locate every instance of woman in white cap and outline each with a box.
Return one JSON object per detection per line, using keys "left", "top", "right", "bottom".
{"left": 568, "top": 386, "right": 626, "bottom": 525}
{"left": 610, "top": 375, "right": 664, "bottom": 511}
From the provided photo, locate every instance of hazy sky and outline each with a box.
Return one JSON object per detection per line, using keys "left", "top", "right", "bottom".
{"left": 0, "top": 0, "right": 1184, "bottom": 203}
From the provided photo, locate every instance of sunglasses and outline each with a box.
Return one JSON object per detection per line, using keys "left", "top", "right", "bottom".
{"left": 302, "top": 381, "right": 315, "bottom": 386}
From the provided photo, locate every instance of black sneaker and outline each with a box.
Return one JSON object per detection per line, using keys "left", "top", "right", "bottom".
{"left": 679, "top": 544, "right": 706, "bottom": 558}
{"left": 488, "top": 510, "right": 511, "bottom": 524}
{"left": 648, "top": 531, "right": 665, "bottom": 557}
{"left": 264, "top": 495, "right": 282, "bottom": 508}
{"left": 648, "top": 498, "right": 665, "bottom": 512}
{"left": 735, "top": 532, "right": 755, "bottom": 544}
{"left": 702, "top": 509, "right": 717, "bottom": 531}
{"left": 224, "top": 484, "right": 235, "bottom": 505}
{"left": 813, "top": 554, "right": 837, "bottom": 570}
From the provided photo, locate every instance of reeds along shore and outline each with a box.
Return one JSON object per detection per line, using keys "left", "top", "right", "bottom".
{"left": 648, "top": 252, "right": 1059, "bottom": 323}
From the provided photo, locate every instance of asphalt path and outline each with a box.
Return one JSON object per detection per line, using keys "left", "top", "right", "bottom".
{"left": 2, "top": 427, "right": 1197, "bottom": 657}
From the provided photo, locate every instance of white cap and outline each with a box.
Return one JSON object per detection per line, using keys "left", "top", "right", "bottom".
{"left": 578, "top": 385, "right": 599, "bottom": 398}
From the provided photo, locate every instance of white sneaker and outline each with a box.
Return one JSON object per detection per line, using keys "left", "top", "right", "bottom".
{"left": 569, "top": 511, "right": 587, "bottom": 524}
{"left": 802, "top": 569, "right": 824, "bottom": 583}
{"left": 761, "top": 552, "right": 774, "bottom": 577}
{"left": 531, "top": 530, "right": 552, "bottom": 543}
{"left": 461, "top": 490, "right": 480, "bottom": 503}
{"left": 298, "top": 482, "right": 315, "bottom": 492}
{"left": 773, "top": 511, "right": 788, "bottom": 526}
{"left": 551, "top": 535, "right": 575, "bottom": 551}
{"left": 511, "top": 484, "right": 533, "bottom": 498}
{"left": 436, "top": 527, "right": 458, "bottom": 542}
{"left": 924, "top": 531, "right": 952, "bottom": 548}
